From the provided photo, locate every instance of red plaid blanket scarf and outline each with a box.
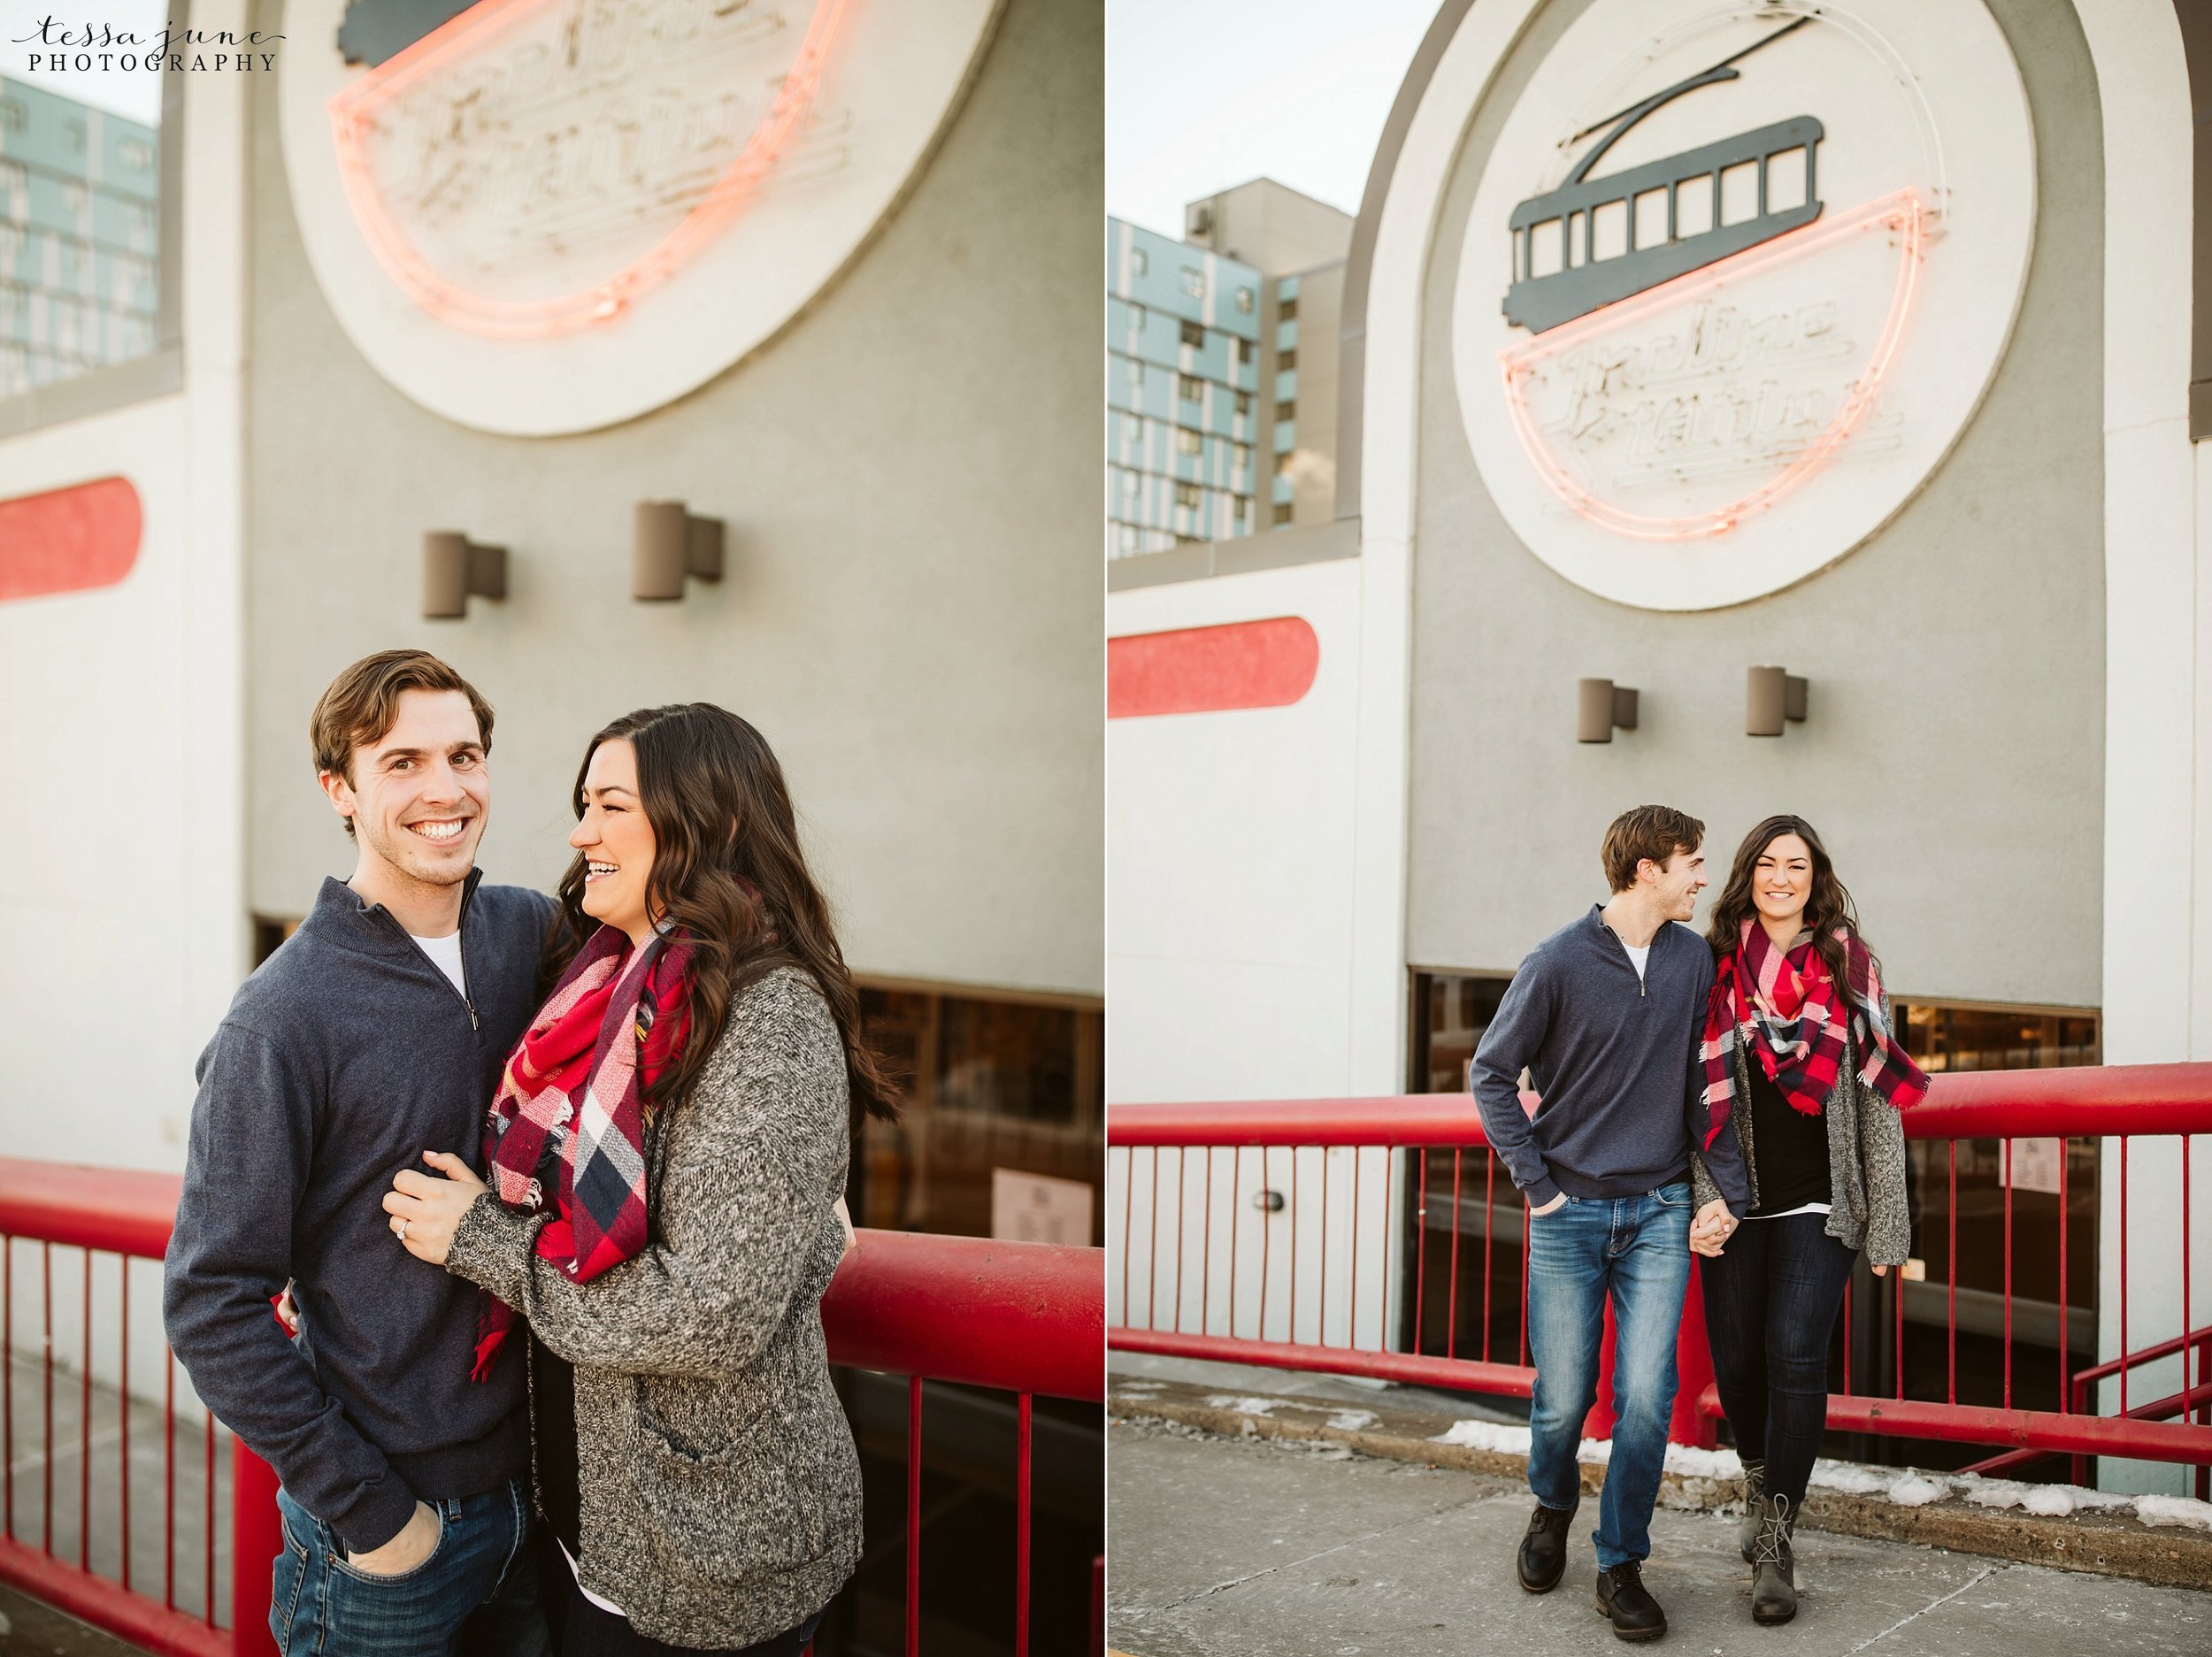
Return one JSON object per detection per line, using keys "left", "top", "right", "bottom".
{"left": 470, "top": 924, "right": 692, "bottom": 1380}
{"left": 1698, "top": 918, "right": 1927, "bottom": 1151}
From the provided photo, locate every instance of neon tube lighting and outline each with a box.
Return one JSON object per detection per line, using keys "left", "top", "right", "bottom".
{"left": 328, "top": 0, "right": 849, "bottom": 340}
{"left": 1498, "top": 188, "right": 1928, "bottom": 541}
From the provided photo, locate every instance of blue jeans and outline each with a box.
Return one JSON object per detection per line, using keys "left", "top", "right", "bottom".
{"left": 1699, "top": 1211, "right": 1858, "bottom": 1509}
{"left": 272, "top": 1480, "right": 549, "bottom": 1657}
{"left": 1525, "top": 1180, "right": 1693, "bottom": 1570}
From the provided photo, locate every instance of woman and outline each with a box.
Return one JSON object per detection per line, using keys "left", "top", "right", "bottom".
{"left": 383, "top": 703, "right": 898, "bottom": 1654}
{"left": 1687, "top": 815, "right": 1927, "bottom": 1627}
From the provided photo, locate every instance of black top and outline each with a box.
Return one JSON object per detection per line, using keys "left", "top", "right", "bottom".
{"left": 163, "top": 871, "right": 557, "bottom": 1553}
{"left": 1746, "top": 1059, "right": 1832, "bottom": 1216}
{"left": 533, "top": 1338, "right": 585, "bottom": 1554}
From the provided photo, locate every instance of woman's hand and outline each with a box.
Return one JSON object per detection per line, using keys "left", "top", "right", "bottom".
{"left": 1689, "top": 1201, "right": 1735, "bottom": 1258}
{"left": 382, "top": 1151, "right": 488, "bottom": 1267}
{"left": 1871, "top": 1263, "right": 1889, "bottom": 1277}
{"left": 834, "top": 1196, "right": 856, "bottom": 1258}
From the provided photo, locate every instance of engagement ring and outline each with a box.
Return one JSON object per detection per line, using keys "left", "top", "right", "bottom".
{"left": 396, "top": 1219, "right": 411, "bottom": 1244}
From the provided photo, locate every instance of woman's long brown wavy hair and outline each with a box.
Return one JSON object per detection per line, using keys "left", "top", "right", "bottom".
{"left": 541, "top": 703, "right": 900, "bottom": 1131}
{"left": 1704, "top": 814, "right": 1880, "bottom": 1012}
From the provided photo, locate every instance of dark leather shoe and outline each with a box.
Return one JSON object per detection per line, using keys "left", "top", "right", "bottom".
{"left": 1594, "top": 1561, "right": 1668, "bottom": 1642}
{"left": 1516, "top": 1501, "right": 1575, "bottom": 1592}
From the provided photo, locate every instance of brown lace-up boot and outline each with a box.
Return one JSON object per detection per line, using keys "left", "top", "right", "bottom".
{"left": 1750, "top": 1492, "right": 1798, "bottom": 1624}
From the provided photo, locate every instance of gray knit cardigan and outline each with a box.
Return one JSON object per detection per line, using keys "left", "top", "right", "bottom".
{"left": 446, "top": 965, "right": 863, "bottom": 1649}
{"left": 1689, "top": 1016, "right": 1914, "bottom": 1267}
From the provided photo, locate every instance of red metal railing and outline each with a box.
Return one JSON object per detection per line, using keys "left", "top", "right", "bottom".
{"left": 0, "top": 1157, "right": 1102, "bottom": 1657}
{"left": 1109, "top": 1064, "right": 2212, "bottom": 1489}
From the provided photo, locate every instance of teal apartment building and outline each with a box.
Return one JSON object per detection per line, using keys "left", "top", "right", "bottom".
{"left": 1106, "top": 217, "right": 1263, "bottom": 556}
{"left": 0, "top": 78, "right": 161, "bottom": 399}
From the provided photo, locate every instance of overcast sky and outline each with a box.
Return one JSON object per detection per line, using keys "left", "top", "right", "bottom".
{"left": 1106, "top": 0, "right": 1442, "bottom": 237}
{"left": 3, "top": 0, "right": 174, "bottom": 124}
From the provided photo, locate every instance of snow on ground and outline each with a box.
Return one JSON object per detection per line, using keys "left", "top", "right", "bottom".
{"left": 1422, "top": 1419, "right": 2212, "bottom": 1530}
{"left": 1206, "top": 1395, "right": 1292, "bottom": 1416}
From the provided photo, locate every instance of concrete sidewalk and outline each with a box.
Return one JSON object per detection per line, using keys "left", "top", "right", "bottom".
{"left": 1109, "top": 1415, "right": 2212, "bottom": 1657}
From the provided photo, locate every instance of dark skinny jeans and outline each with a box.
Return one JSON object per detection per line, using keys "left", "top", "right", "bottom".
{"left": 1698, "top": 1212, "right": 1858, "bottom": 1509}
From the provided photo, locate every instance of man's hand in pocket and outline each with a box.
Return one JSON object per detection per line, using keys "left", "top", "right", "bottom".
{"left": 346, "top": 1501, "right": 439, "bottom": 1576}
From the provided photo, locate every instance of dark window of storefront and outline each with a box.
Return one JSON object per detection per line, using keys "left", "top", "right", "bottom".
{"left": 1407, "top": 968, "right": 2101, "bottom": 1473}
{"left": 1874, "top": 1001, "right": 2101, "bottom": 1468}
{"left": 856, "top": 984, "right": 1103, "bottom": 1244}
{"left": 1409, "top": 969, "right": 1512, "bottom": 1094}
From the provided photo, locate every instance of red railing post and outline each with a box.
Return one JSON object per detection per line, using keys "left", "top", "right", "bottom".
{"left": 1671, "top": 1257, "right": 1719, "bottom": 1449}
{"left": 229, "top": 1442, "right": 280, "bottom": 1657}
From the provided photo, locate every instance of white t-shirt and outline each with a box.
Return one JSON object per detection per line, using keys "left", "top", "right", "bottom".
{"left": 410, "top": 931, "right": 466, "bottom": 997}
{"left": 557, "top": 1535, "right": 627, "bottom": 1617}
{"left": 1623, "top": 941, "right": 1650, "bottom": 983}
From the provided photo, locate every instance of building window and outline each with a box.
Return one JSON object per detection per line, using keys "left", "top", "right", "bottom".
{"left": 1237, "top": 339, "right": 1255, "bottom": 364}
{"left": 1126, "top": 359, "right": 1144, "bottom": 387}
{"left": 2, "top": 72, "right": 171, "bottom": 413}
{"left": 1235, "top": 391, "right": 1253, "bottom": 418}
{"left": 1233, "top": 442, "right": 1251, "bottom": 470}
{"left": 1274, "top": 450, "right": 1296, "bottom": 474}
{"left": 1235, "top": 287, "right": 1255, "bottom": 314}
{"left": 1122, "top": 413, "right": 1142, "bottom": 441}
{"left": 1271, "top": 502, "right": 1294, "bottom": 525}
{"left": 853, "top": 986, "right": 1102, "bottom": 1240}
{"left": 1276, "top": 400, "right": 1296, "bottom": 422}
{"left": 1133, "top": 246, "right": 1148, "bottom": 276}
{"left": 1175, "top": 427, "right": 1202, "bottom": 456}
{"left": 1127, "top": 301, "right": 1147, "bottom": 329}
{"left": 1279, "top": 295, "right": 1300, "bottom": 322}
{"left": 1179, "top": 319, "right": 1205, "bottom": 349}
{"left": 1117, "top": 525, "right": 1141, "bottom": 554}
{"left": 1177, "top": 373, "right": 1202, "bottom": 403}
{"left": 1179, "top": 268, "right": 1206, "bottom": 298}
{"left": 1118, "top": 469, "right": 1140, "bottom": 496}
{"left": 1278, "top": 349, "right": 1298, "bottom": 372}
{"left": 1174, "top": 481, "right": 1202, "bottom": 510}
{"left": 1233, "top": 495, "right": 1249, "bottom": 524}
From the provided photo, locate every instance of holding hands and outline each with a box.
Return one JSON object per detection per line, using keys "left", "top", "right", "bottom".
{"left": 383, "top": 1151, "right": 488, "bottom": 1267}
{"left": 1689, "top": 1199, "right": 1736, "bottom": 1257}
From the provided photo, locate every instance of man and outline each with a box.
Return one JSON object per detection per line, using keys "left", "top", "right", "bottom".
{"left": 165, "top": 650, "right": 556, "bottom": 1655}
{"left": 1470, "top": 804, "right": 1748, "bottom": 1643}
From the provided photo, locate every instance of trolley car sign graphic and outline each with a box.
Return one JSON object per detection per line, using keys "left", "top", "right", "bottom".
{"left": 1494, "top": 15, "right": 1934, "bottom": 543}
{"left": 1452, "top": 0, "right": 2034, "bottom": 610}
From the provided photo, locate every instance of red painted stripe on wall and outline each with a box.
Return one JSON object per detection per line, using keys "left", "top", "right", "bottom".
{"left": 0, "top": 477, "right": 142, "bottom": 602}
{"left": 1108, "top": 617, "right": 1319, "bottom": 717}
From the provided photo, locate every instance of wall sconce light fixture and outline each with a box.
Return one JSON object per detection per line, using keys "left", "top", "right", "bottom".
{"left": 421, "top": 532, "right": 507, "bottom": 619}
{"left": 633, "top": 502, "right": 726, "bottom": 601}
{"left": 1577, "top": 678, "right": 1640, "bottom": 743}
{"left": 1747, "top": 666, "right": 1809, "bottom": 737}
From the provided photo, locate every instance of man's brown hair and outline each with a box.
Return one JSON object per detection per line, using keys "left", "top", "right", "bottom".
{"left": 1601, "top": 804, "right": 1703, "bottom": 894}
{"left": 311, "top": 650, "right": 495, "bottom": 839}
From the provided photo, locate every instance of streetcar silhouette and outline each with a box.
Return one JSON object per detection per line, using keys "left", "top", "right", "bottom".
{"left": 1503, "top": 17, "right": 1825, "bottom": 334}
